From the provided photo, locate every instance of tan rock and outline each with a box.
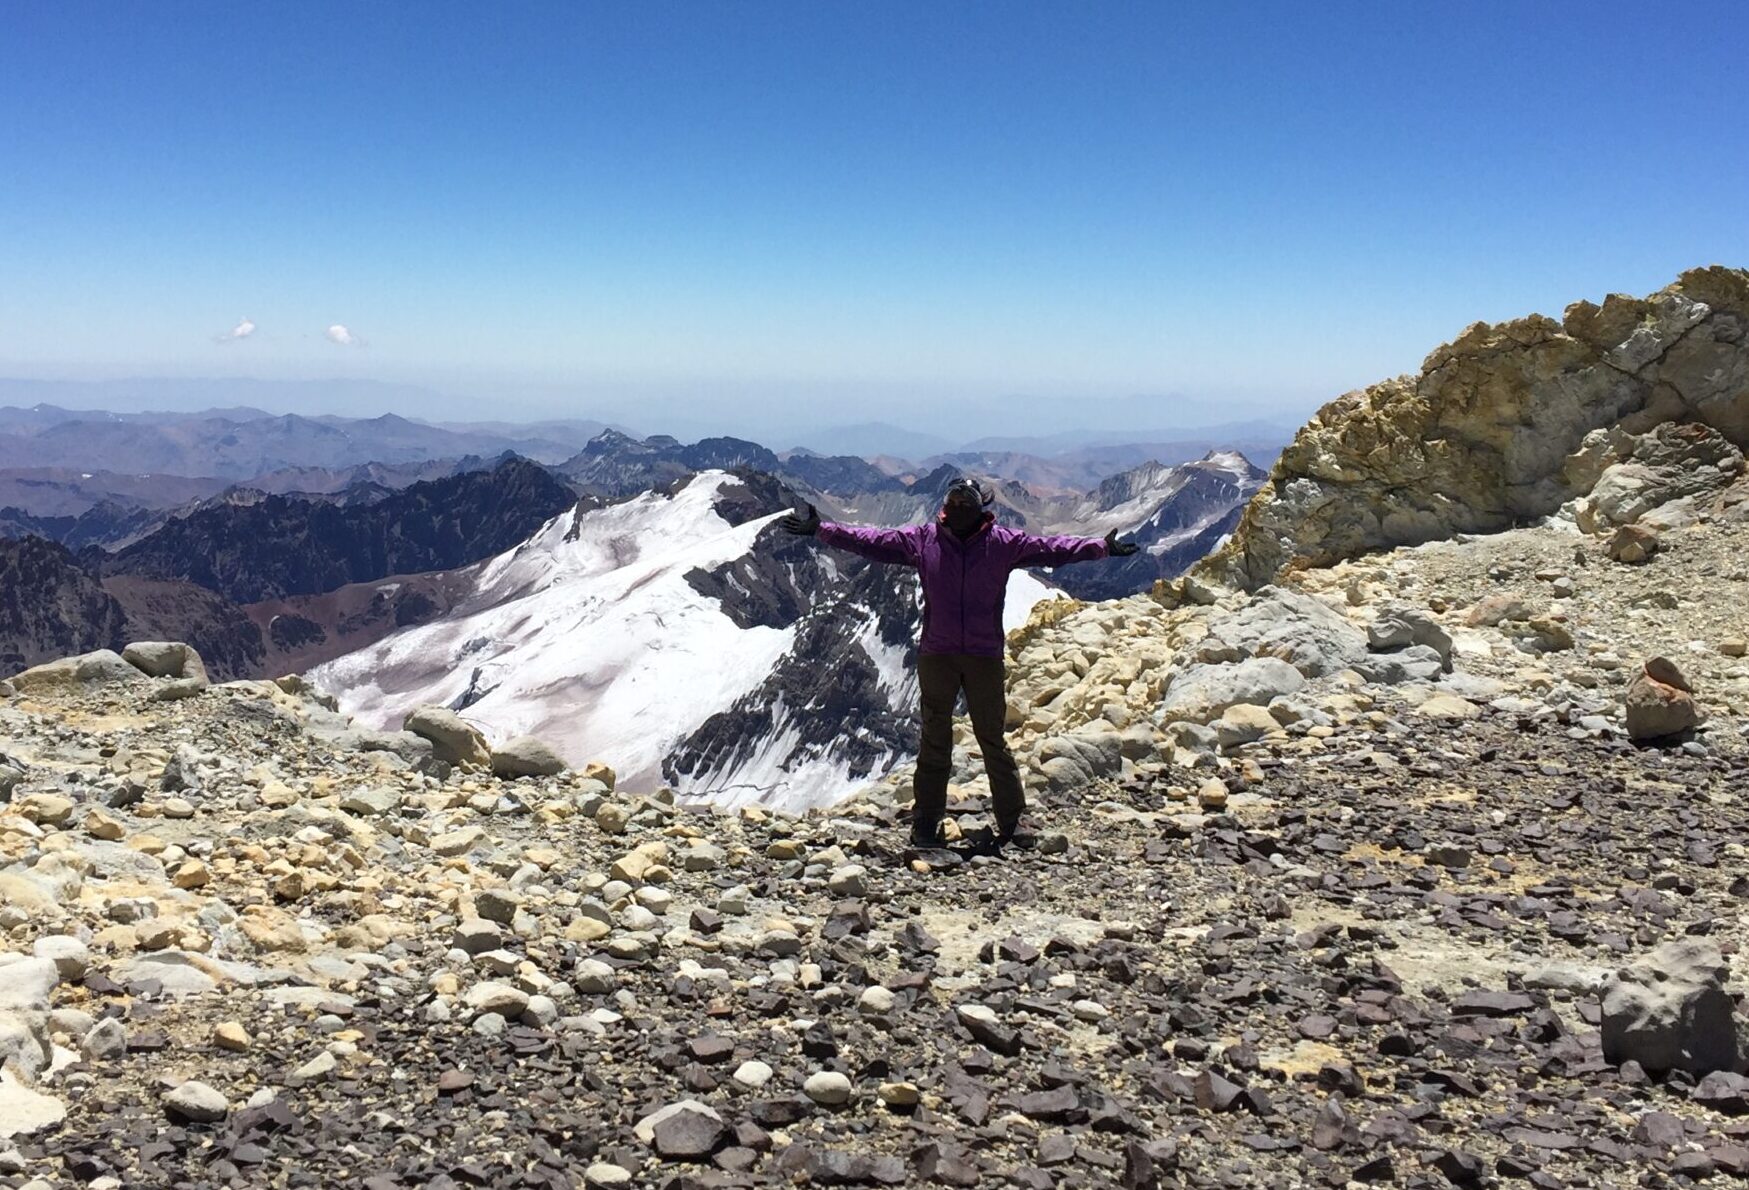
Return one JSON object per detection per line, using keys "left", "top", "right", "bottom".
{"left": 213, "top": 1021, "right": 251, "bottom": 1052}
{"left": 1417, "top": 694, "right": 1482, "bottom": 721}
{"left": 1608, "top": 523, "right": 1660, "bottom": 564}
{"left": 81, "top": 809, "right": 126, "bottom": 840}
{"left": 171, "top": 860, "right": 210, "bottom": 890}
{"left": 1197, "top": 778, "right": 1229, "bottom": 811}
{"left": 402, "top": 706, "right": 491, "bottom": 768}
{"left": 16, "top": 794, "right": 75, "bottom": 827}
{"left": 610, "top": 842, "right": 670, "bottom": 884}
{"left": 565, "top": 917, "right": 611, "bottom": 944}
{"left": 582, "top": 761, "right": 616, "bottom": 790}
{"left": 238, "top": 906, "right": 306, "bottom": 953}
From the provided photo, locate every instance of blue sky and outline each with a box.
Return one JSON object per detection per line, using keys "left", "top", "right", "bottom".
{"left": 1, "top": 2, "right": 1744, "bottom": 438}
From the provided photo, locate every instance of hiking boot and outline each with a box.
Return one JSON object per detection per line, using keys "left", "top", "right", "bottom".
{"left": 995, "top": 815, "right": 1039, "bottom": 852}
{"left": 909, "top": 819, "right": 947, "bottom": 850}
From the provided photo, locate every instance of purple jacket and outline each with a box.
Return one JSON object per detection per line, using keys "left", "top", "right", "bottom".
{"left": 816, "top": 514, "right": 1107, "bottom": 657}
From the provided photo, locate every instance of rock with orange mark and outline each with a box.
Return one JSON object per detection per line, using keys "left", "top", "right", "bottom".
{"left": 1626, "top": 657, "right": 1699, "bottom": 742}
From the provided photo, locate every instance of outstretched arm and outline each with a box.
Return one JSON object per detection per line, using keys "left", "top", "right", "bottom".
{"left": 816, "top": 521, "right": 921, "bottom": 566}
{"left": 1007, "top": 530, "right": 1111, "bottom": 568}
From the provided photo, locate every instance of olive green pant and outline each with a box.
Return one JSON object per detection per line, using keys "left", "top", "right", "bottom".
{"left": 914, "top": 653, "right": 1024, "bottom": 832}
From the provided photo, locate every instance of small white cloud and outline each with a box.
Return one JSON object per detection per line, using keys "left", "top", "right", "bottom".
{"left": 215, "top": 317, "right": 256, "bottom": 344}
{"left": 326, "top": 323, "right": 363, "bottom": 347}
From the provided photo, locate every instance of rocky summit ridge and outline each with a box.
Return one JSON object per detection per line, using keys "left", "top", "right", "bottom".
{"left": 1200, "top": 267, "right": 1749, "bottom": 590}
{"left": 4, "top": 269, "right": 1749, "bottom": 1188}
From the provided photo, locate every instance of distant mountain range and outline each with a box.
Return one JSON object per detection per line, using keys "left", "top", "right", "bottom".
{"left": 0, "top": 403, "right": 610, "bottom": 476}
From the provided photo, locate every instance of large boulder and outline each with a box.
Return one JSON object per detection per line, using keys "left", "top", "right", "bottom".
{"left": 10, "top": 650, "right": 144, "bottom": 695}
{"left": 1367, "top": 607, "right": 1454, "bottom": 669}
{"left": 490, "top": 735, "right": 568, "bottom": 778}
{"left": 122, "top": 641, "right": 210, "bottom": 685}
{"left": 1198, "top": 587, "right": 1367, "bottom": 677}
{"left": 0, "top": 956, "right": 60, "bottom": 1011}
{"left": 1601, "top": 940, "right": 1740, "bottom": 1076}
{"left": 1037, "top": 728, "right": 1124, "bottom": 791}
{"left": 1625, "top": 658, "right": 1700, "bottom": 742}
{"left": 402, "top": 706, "right": 491, "bottom": 768}
{"left": 1159, "top": 658, "right": 1305, "bottom": 725}
{"left": 1199, "top": 268, "right": 1749, "bottom": 589}
{"left": 0, "top": 1070, "right": 64, "bottom": 1139}
{"left": 0, "top": 1009, "right": 53, "bottom": 1083}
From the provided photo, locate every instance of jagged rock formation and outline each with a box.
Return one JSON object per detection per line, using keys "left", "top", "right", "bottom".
{"left": 669, "top": 530, "right": 922, "bottom": 799}
{"left": 0, "top": 500, "right": 165, "bottom": 551}
{"left": 103, "top": 456, "right": 577, "bottom": 602}
{"left": 1201, "top": 267, "right": 1749, "bottom": 589}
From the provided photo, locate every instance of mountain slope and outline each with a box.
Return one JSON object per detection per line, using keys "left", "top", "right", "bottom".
{"left": 0, "top": 537, "right": 128, "bottom": 674}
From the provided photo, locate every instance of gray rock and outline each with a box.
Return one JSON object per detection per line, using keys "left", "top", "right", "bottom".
{"left": 31, "top": 936, "right": 88, "bottom": 982}
{"left": 1202, "top": 586, "right": 1368, "bottom": 677}
{"left": 490, "top": 735, "right": 568, "bottom": 778}
{"left": 633, "top": 1099, "right": 724, "bottom": 1147}
{"left": 339, "top": 787, "right": 400, "bottom": 817}
{"left": 475, "top": 889, "right": 522, "bottom": 926}
{"left": 9, "top": 650, "right": 143, "bottom": 695}
{"left": 1037, "top": 728, "right": 1124, "bottom": 790}
{"left": 1352, "top": 644, "right": 1445, "bottom": 685}
{"left": 1160, "top": 657, "right": 1306, "bottom": 724}
{"left": 0, "top": 958, "right": 59, "bottom": 1012}
{"left": 1602, "top": 940, "right": 1740, "bottom": 1075}
{"left": 80, "top": 1017, "right": 127, "bottom": 1061}
{"left": 452, "top": 918, "right": 503, "bottom": 954}
{"left": 804, "top": 1070, "right": 854, "bottom": 1105}
{"left": 149, "top": 678, "right": 207, "bottom": 702}
{"left": 164, "top": 1080, "right": 229, "bottom": 1123}
{"left": 1368, "top": 607, "right": 1454, "bottom": 668}
{"left": 574, "top": 959, "right": 616, "bottom": 994}
{"left": 122, "top": 641, "right": 209, "bottom": 684}
{"left": 0, "top": 1012, "right": 52, "bottom": 1082}
{"left": 113, "top": 952, "right": 219, "bottom": 998}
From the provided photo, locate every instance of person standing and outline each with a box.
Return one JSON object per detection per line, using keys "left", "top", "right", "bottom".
{"left": 782, "top": 478, "right": 1137, "bottom": 849}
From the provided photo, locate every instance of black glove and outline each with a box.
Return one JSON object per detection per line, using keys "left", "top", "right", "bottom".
{"left": 781, "top": 502, "right": 820, "bottom": 536}
{"left": 1104, "top": 529, "right": 1139, "bottom": 557}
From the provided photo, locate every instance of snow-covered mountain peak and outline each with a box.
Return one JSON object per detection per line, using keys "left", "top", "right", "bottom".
{"left": 311, "top": 468, "right": 1063, "bottom": 810}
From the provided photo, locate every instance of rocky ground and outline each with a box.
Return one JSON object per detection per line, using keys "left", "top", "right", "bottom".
{"left": 5, "top": 489, "right": 1749, "bottom": 1188}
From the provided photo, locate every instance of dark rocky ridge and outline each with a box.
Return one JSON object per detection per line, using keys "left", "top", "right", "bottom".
{"left": 103, "top": 456, "right": 577, "bottom": 603}
{"left": 674, "top": 522, "right": 920, "bottom": 794}
{"left": 0, "top": 536, "right": 129, "bottom": 674}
